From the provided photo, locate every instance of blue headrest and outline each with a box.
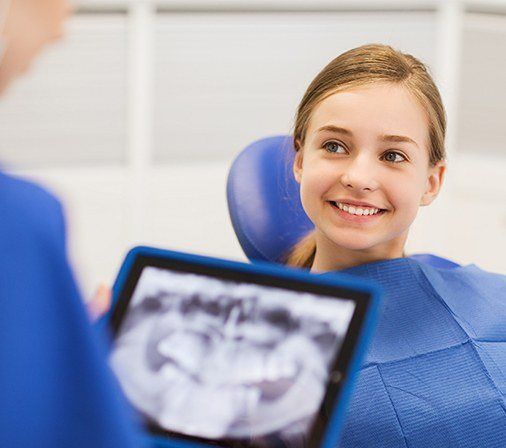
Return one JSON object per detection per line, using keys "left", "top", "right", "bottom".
{"left": 227, "top": 135, "right": 313, "bottom": 263}
{"left": 227, "top": 135, "right": 459, "bottom": 269}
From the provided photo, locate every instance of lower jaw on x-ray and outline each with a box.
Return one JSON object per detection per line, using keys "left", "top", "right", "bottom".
{"left": 110, "top": 267, "right": 355, "bottom": 447}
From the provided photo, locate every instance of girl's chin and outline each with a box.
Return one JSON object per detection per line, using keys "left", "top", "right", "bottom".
{"left": 335, "top": 242, "right": 376, "bottom": 252}
{"left": 321, "top": 226, "right": 410, "bottom": 256}
{"left": 323, "top": 233, "right": 379, "bottom": 252}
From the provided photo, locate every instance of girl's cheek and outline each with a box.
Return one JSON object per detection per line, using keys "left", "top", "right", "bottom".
{"left": 312, "top": 159, "right": 343, "bottom": 181}
{"left": 391, "top": 184, "right": 420, "bottom": 216}
{"left": 307, "top": 172, "right": 338, "bottom": 196}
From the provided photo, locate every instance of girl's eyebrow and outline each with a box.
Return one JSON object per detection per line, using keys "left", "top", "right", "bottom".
{"left": 316, "top": 125, "right": 418, "bottom": 148}
{"left": 316, "top": 125, "right": 352, "bottom": 136}
{"left": 381, "top": 134, "right": 419, "bottom": 147}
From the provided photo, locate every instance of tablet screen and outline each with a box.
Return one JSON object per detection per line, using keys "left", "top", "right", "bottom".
{"left": 110, "top": 262, "right": 359, "bottom": 448}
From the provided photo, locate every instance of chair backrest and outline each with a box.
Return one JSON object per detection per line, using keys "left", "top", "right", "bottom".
{"left": 227, "top": 135, "right": 459, "bottom": 269}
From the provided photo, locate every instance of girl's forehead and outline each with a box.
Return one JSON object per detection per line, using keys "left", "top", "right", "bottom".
{"left": 307, "top": 83, "right": 429, "bottom": 145}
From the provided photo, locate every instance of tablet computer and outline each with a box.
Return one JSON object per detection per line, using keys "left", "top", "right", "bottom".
{"left": 107, "top": 246, "right": 382, "bottom": 448}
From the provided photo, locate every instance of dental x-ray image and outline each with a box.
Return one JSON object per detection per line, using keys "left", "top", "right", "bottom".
{"left": 110, "top": 267, "right": 356, "bottom": 446}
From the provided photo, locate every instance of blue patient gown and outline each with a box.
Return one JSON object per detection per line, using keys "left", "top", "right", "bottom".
{"left": 333, "top": 258, "right": 506, "bottom": 448}
{"left": 0, "top": 171, "right": 141, "bottom": 448}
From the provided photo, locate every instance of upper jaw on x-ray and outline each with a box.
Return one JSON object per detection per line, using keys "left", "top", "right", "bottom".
{"left": 111, "top": 267, "right": 355, "bottom": 441}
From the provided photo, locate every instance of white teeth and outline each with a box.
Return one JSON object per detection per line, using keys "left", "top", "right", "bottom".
{"left": 334, "top": 202, "right": 381, "bottom": 216}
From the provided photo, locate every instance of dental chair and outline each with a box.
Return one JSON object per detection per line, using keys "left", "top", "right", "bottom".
{"left": 225, "top": 136, "right": 506, "bottom": 448}
{"left": 226, "top": 135, "right": 460, "bottom": 269}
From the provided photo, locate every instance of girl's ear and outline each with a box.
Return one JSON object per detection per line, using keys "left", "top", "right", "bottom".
{"left": 420, "top": 160, "right": 446, "bottom": 206}
{"left": 293, "top": 149, "right": 304, "bottom": 184}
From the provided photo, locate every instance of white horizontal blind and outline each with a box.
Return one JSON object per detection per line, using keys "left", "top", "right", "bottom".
{"left": 0, "top": 14, "right": 128, "bottom": 168}
{"left": 457, "top": 12, "right": 506, "bottom": 158}
{"left": 154, "top": 11, "right": 437, "bottom": 163}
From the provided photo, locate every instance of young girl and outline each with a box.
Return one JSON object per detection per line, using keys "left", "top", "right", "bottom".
{"left": 284, "top": 44, "right": 506, "bottom": 447}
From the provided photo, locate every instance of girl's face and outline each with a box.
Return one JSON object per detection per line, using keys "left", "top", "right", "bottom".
{"left": 293, "top": 83, "right": 445, "bottom": 266}
{"left": 0, "top": 0, "right": 70, "bottom": 94}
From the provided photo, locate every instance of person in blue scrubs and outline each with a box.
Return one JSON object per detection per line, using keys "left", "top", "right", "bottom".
{"left": 284, "top": 44, "right": 506, "bottom": 447}
{"left": 0, "top": 1, "right": 141, "bottom": 446}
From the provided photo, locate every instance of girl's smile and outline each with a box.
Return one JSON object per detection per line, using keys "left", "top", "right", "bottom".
{"left": 327, "top": 200, "right": 387, "bottom": 224}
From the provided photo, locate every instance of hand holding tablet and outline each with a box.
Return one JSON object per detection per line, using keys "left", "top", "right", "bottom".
{"left": 106, "top": 247, "right": 382, "bottom": 448}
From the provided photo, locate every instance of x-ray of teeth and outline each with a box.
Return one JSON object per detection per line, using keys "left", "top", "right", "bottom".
{"left": 110, "top": 266, "right": 355, "bottom": 445}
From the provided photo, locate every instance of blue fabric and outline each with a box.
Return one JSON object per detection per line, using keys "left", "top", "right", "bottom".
{"left": 0, "top": 171, "right": 143, "bottom": 448}
{"left": 324, "top": 258, "right": 506, "bottom": 448}
{"left": 408, "top": 253, "right": 460, "bottom": 269}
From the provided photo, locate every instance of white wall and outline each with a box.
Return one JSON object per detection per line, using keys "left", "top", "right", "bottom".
{"left": 0, "top": 0, "right": 505, "bottom": 297}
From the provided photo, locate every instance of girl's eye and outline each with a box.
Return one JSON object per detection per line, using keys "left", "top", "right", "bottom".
{"left": 382, "top": 151, "right": 407, "bottom": 163}
{"left": 323, "top": 141, "right": 347, "bottom": 154}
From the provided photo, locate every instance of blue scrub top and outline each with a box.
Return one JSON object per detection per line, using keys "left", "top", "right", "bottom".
{"left": 0, "top": 171, "right": 143, "bottom": 448}
{"left": 331, "top": 257, "right": 506, "bottom": 448}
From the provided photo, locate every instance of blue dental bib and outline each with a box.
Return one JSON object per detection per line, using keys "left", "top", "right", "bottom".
{"left": 324, "top": 258, "right": 506, "bottom": 448}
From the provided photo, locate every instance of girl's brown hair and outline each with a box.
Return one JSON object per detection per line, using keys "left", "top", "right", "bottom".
{"left": 283, "top": 44, "right": 447, "bottom": 269}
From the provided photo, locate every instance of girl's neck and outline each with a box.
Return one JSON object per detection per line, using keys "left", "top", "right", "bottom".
{"left": 309, "top": 231, "right": 408, "bottom": 273}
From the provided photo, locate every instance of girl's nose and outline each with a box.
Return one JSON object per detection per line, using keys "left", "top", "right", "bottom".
{"left": 339, "top": 155, "right": 379, "bottom": 192}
